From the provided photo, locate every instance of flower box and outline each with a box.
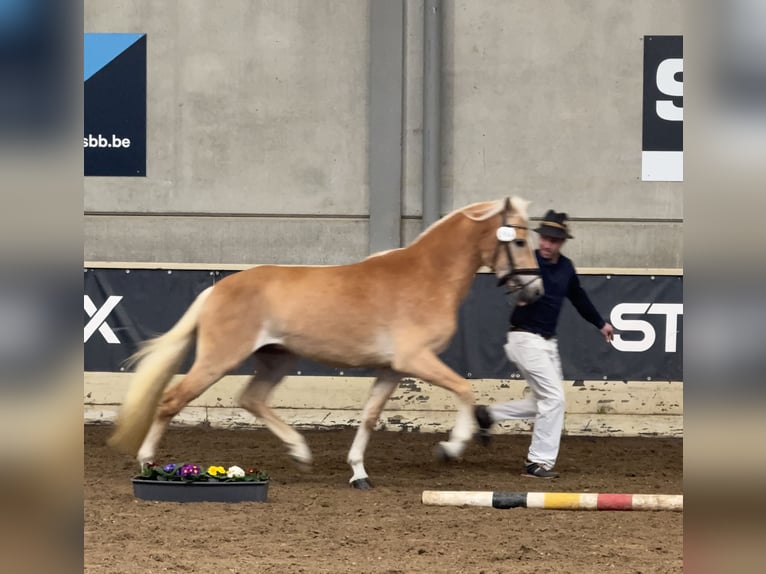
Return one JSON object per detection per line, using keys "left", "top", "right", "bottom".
{"left": 131, "top": 478, "right": 269, "bottom": 503}
{"left": 132, "top": 463, "right": 270, "bottom": 503}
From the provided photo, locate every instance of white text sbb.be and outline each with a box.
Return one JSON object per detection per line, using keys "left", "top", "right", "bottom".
{"left": 83, "top": 134, "right": 131, "bottom": 148}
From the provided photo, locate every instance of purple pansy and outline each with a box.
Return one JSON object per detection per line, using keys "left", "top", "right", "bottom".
{"left": 163, "top": 463, "right": 177, "bottom": 473}
{"left": 179, "top": 464, "right": 201, "bottom": 477}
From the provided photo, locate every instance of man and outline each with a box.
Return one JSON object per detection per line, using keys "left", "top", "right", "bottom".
{"left": 474, "top": 209, "right": 614, "bottom": 478}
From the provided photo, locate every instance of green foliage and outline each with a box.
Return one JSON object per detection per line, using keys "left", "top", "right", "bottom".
{"left": 139, "top": 462, "right": 269, "bottom": 483}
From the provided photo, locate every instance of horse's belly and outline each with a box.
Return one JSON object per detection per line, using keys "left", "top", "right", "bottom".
{"left": 282, "top": 331, "right": 394, "bottom": 369}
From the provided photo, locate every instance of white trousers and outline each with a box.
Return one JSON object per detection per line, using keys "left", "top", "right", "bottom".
{"left": 488, "top": 331, "right": 565, "bottom": 469}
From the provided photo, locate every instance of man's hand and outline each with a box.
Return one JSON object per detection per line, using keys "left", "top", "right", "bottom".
{"left": 600, "top": 322, "right": 614, "bottom": 343}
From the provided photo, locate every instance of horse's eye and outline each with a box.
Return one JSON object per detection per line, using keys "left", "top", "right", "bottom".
{"left": 514, "top": 239, "right": 526, "bottom": 247}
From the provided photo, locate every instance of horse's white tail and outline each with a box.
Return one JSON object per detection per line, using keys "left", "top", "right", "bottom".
{"left": 107, "top": 286, "right": 214, "bottom": 457}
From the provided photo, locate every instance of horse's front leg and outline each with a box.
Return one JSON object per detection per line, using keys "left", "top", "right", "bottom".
{"left": 347, "top": 370, "right": 401, "bottom": 489}
{"left": 394, "top": 349, "right": 475, "bottom": 461}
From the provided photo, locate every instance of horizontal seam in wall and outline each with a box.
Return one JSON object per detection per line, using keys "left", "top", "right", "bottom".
{"left": 83, "top": 262, "right": 684, "bottom": 274}
{"left": 85, "top": 212, "right": 683, "bottom": 224}
{"left": 85, "top": 212, "right": 371, "bottom": 219}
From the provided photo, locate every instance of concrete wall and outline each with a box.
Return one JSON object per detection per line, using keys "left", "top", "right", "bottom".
{"left": 85, "top": 0, "right": 682, "bottom": 267}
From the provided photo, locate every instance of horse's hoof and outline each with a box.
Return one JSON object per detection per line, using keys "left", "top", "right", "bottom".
{"left": 350, "top": 478, "right": 374, "bottom": 490}
{"left": 433, "top": 443, "right": 461, "bottom": 464}
{"left": 289, "top": 455, "right": 313, "bottom": 473}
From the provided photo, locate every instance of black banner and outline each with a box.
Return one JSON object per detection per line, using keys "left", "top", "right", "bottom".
{"left": 642, "top": 35, "right": 683, "bottom": 152}
{"left": 84, "top": 269, "right": 682, "bottom": 381}
{"left": 641, "top": 35, "right": 683, "bottom": 181}
{"left": 84, "top": 33, "right": 146, "bottom": 176}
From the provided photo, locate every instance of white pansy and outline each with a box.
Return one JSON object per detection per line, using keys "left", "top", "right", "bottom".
{"left": 226, "top": 465, "right": 245, "bottom": 478}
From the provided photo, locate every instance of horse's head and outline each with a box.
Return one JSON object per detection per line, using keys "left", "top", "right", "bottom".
{"left": 478, "top": 197, "right": 544, "bottom": 306}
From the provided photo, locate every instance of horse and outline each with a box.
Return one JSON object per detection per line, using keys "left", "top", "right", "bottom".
{"left": 107, "top": 197, "right": 544, "bottom": 488}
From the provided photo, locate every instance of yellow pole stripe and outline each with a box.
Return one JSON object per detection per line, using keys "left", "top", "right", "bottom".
{"left": 543, "top": 493, "right": 583, "bottom": 509}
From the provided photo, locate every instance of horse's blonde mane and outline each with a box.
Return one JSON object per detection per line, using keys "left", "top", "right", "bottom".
{"left": 461, "top": 200, "right": 504, "bottom": 221}
{"left": 461, "top": 197, "right": 529, "bottom": 221}
{"left": 410, "top": 197, "right": 530, "bottom": 245}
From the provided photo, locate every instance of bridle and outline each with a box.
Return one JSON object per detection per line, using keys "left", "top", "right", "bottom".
{"left": 493, "top": 199, "right": 541, "bottom": 292}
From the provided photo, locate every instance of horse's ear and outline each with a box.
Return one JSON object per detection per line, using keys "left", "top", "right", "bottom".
{"left": 511, "top": 197, "right": 531, "bottom": 217}
{"left": 504, "top": 197, "right": 511, "bottom": 212}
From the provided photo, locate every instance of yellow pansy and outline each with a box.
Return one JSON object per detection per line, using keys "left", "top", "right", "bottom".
{"left": 207, "top": 465, "right": 226, "bottom": 476}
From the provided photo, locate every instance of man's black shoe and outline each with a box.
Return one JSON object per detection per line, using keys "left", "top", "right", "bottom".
{"left": 474, "top": 405, "right": 493, "bottom": 446}
{"left": 523, "top": 460, "right": 560, "bottom": 479}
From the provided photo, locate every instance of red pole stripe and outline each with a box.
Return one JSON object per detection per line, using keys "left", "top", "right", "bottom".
{"left": 597, "top": 493, "right": 633, "bottom": 510}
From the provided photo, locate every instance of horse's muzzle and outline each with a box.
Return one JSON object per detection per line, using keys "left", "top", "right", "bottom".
{"left": 514, "top": 275, "right": 544, "bottom": 305}
{"left": 497, "top": 268, "right": 540, "bottom": 287}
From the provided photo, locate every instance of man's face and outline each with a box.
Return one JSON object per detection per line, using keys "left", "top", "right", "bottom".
{"left": 537, "top": 234, "right": 565, "bottom": 260}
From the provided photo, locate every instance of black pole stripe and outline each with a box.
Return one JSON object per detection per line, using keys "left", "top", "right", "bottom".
{"left": 492, "top": 492, "right": 527, "bottom": 509}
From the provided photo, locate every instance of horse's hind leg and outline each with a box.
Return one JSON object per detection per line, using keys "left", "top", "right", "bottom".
{"left": 137, "top": 318, "right": 257, "bottom": 466}
{"left": 238, "top": 348, "right": 312, "bottom": 467}
{"left": 133, "top": 297, "right": 263, "bottom": 466}
{"left": 347, "top": 369, "right": 401, "bottom": 489}
{"left": 136, "top": 359, "right": 233, "bottom": 466}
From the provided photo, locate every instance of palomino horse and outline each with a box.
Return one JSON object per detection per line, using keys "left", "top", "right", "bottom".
{"left": 107, "top": 197, "right": 543, "bottom": 488}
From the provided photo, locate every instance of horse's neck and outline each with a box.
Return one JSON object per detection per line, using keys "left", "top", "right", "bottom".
{"left": 407, "top": 215, "right": 484, "bottom": 297}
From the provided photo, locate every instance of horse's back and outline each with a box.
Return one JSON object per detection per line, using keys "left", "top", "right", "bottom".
{"left": 217, "top": 253, "right": 420, "bottom": 302}
{"left": 197, "top": 256, "right": 450, "bottom": 366}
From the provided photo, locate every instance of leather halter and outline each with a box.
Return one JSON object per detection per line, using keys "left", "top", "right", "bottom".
{"left": 493, "top": 199, "right": 541, "bottom": 288}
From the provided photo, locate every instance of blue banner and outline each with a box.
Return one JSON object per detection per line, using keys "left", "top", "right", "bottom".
{"left": 84, "top": 33, "right": 146, "bottom": 176}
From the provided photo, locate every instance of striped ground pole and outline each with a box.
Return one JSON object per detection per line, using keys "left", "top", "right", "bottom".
{"left": 421, "top": 491, "right": 682, "bottom": 511}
